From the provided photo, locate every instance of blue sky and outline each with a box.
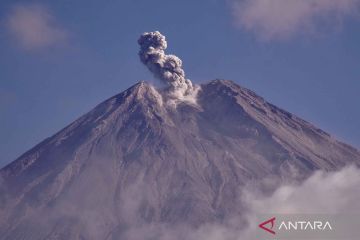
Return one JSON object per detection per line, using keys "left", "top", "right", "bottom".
{"left": 1, "top": 0, "right": 360, "bottom": 167}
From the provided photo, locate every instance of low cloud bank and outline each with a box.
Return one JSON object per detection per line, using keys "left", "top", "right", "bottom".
{"left": 2, "top": 165, "right": 359, "bottom": 239}
{"left": 245, "top": 165, "right": 360, "bottom": 215}
{"left": 118, "top": 165, "right": 360, "bottom": 239}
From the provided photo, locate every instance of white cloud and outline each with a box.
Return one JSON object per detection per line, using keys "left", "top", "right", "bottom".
{"left": 104, "top": 166, "right": 360, "bottom": 240}
{"left": 6, "top": 4, "right": 68, "bottom": 50}
{"left": 231, "top": 0, "right": 360, "bottom": 40}
{"left": 3, "top": 163, "right": 358, "bottom": 239}
{"left": 238, "top": 166, "right": 360, "bottom": 239}
{"left": 245, "top": 165, "right": 360, "bottom": 214}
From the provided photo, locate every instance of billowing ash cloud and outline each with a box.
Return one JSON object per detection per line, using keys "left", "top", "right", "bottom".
{"left": 138, "top": 31, "right": 198, "bottom": 102}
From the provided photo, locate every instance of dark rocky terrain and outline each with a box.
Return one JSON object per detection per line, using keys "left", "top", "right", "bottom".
{"left": 1, "top": 80, "right": 359, "bottom": 239}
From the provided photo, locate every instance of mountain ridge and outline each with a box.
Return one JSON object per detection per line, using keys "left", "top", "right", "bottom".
{"left": 4, "top": 79, "right": 359, "bottom": 175}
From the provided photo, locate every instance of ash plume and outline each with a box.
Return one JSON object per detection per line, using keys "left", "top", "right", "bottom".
{"left": 138, "top": 31, "right": 198, "bottom": 102}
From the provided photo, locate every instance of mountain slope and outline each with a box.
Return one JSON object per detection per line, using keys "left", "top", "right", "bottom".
{"left": 1, "top": 80, "right": 359, "bottom": 240}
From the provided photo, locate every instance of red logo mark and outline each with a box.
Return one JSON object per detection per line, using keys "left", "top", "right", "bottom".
{"left": 259, "top": 217, "right": 276, "bottom": 235}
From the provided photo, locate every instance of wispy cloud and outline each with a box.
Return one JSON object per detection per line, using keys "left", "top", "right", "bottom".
{"left": 245, "top": 165, "right": 360, "bottom": 214}
{"left": 6, "top": 4, "right": 68, "bottom": 50}
{"left": 114, "top": 166, "right": 360, "bottom": 239}
{"left": 231, "top": 0, "right": 360, "bottom": 40}
{"left": 2, "top": 163, "right": 359, "bottom": 239}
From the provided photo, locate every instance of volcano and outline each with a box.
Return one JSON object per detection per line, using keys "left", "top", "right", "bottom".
{"left": 1, "top": 80, "right": 359, "bottom": 240}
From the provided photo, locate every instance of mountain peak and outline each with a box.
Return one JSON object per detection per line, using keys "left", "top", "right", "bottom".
{"left": 110, "top": 81, "right": 158, "bottom": 104}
